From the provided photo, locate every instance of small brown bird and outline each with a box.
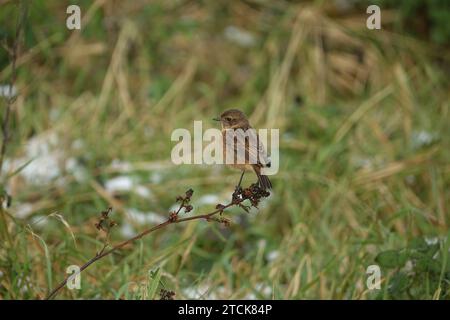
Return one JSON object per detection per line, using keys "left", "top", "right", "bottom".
{"left": 213, "top": 109, "right": 272, "bottom": 190}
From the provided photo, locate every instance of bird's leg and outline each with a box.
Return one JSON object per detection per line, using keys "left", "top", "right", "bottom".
{"left": 237, "top": 170, "right": 245, "bottom": 190}
{"left": 232, "top": 170, "right": 245, "bottom": 202}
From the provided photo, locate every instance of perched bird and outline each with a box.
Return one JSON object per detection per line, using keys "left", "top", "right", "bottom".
{"left": 213, "top": 109, "right": 272, "bottom": 190}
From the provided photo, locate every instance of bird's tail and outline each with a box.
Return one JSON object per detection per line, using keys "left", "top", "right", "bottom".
{"left": 254, "top": 166, "right": 272, "bottom": 190}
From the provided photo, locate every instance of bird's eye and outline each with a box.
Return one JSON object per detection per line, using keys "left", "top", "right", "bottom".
{"left": 226, "top": 117, "right": 232, "bottom": 122}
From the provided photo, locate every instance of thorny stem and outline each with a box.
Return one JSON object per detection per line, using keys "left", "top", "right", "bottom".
{"left": 45, "top": 193, "right": 253, "bottom": 300}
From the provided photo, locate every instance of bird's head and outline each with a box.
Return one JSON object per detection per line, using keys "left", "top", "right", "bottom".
{"left": 213, "top": 109, "right": 249, "bottom": 129}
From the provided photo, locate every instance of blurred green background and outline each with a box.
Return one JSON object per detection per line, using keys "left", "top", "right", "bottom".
{"left": 0, "top": 0, "right": 449, "bottom": 299}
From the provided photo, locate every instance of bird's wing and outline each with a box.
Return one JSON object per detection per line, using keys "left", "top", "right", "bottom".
{"left": 223, "top": 127, "right": 270, "bottom": 167}
{"left": 243, "top": 128, "right": 270, "bottom": 167}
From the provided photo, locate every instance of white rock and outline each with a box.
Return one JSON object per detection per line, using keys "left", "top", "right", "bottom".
{"left": 0, "top": 84, "right": 17, "bottom": 98}
{"left": 224, "top": 26, "right": 256, "bottom": 48}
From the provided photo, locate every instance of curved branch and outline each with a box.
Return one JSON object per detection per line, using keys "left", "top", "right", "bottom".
{"left": 45, "top": 185, "right": 269, "bottom": 300}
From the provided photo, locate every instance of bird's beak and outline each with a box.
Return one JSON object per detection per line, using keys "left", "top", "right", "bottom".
{"left": 212, "top": 117, "right": 220, "bottom": 122}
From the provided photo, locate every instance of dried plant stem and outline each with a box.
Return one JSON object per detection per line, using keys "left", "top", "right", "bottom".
{"left": 45, "top": 200, "right": 239, "bottom": 300}
{"left": 0, "top": 1, "right": 28, "bottom": 174}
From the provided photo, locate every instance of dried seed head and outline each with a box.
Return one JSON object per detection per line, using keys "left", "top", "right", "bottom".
{"left": 169, "top": 212, "right": 178, "bottom": 222}
{"left": 101, "top": 207, "right": 112, "bottom": 218}
{"left": 160, "top": 289, "right": 176, "bottom": 300}
{"left": 95, "top": 207, "right": 116, "bottom": 233}
{"left": 185, "top": 188, "right": 194, "bottom": 199}
{"left": 220, "top": 217, "right": 231, "bottom": 227}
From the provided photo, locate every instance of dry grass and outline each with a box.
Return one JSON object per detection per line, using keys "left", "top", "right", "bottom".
{"left": 0, "top": 0, "right": 448, "bottom": 299}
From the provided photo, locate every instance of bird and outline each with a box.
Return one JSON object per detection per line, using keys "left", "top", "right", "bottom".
{"left": 213, "top": 109, "right": 272, "bottom": 190}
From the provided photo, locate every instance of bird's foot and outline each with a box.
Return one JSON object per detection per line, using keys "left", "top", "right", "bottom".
{"left": 232, "top": 185, "right": 243, "bottom": 203}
